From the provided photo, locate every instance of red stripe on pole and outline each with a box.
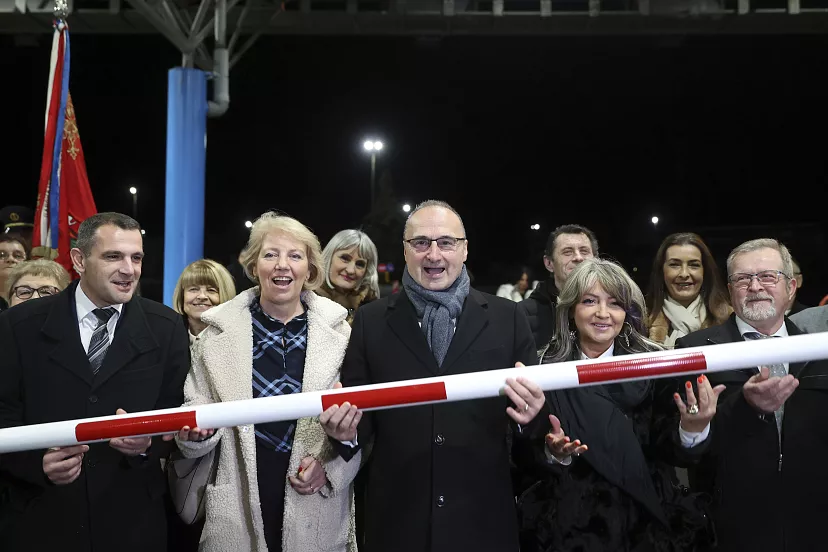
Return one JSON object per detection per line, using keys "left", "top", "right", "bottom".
{"left": 577, "top": 352, "right": 707, "bottom": 384}
{"left": 75, "top": 411, "right": 197, "bottom": 442}
{"left": 321, "top": 382, "right": 448, "bottom": 411}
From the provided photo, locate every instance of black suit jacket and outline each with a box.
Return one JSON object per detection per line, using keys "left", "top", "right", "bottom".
{"left": 338, "top": 288, "right": 539, "bottom": 552}
{"left": 0, "top": 280, "right": 190, "bottom": 552}
{"left": 675, "top": 314, "right": 828, "bottom": 552}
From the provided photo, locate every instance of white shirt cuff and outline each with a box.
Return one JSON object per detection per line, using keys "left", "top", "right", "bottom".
{"left": 679, "top": 423, "right": 711, "bottom": 448}
{"left": 544, "top": 446, "right": 573, "bottom": 466}
{"left": 339, "top": 435, "right": 358, "bottom": 448}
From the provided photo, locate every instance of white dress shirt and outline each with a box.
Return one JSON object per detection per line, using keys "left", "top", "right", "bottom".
{"left": 678, "top": 316, "right": 790, "bottom": 448}
{"left": 76, "top": 284, "right": 123, "bottom": 354}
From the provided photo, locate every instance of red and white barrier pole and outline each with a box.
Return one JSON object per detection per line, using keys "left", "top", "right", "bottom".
{"left": 1, "top": 332, "right": 826, "bottom": 454}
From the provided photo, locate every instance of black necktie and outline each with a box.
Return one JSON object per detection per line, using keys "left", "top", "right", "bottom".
{"left": 88, "top": 307, "right": 116, "bottom": 375}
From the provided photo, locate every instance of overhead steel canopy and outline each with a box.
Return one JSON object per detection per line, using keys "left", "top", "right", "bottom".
{"left": 2, "top": 0, "right": 828, "bottom": 36}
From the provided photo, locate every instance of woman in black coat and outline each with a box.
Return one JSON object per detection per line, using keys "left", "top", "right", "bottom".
{"left": 517, "top": 259, "right": 720, "bottom": 552}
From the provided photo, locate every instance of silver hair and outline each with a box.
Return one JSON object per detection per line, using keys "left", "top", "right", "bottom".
{"left": 726, "top": 238, "right": 793, "bottom": 279}
{"left": 321, "top": 229, "right": 381, "bottom": 298}
{"left": 403, "top": 200, "right": 466, "bottom": 239}
{"left": 541, "top": 259, "right": 663, "bottom": 363}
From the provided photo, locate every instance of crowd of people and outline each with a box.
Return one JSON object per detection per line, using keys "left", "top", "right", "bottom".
{"left": 0, "top": 200, "right": 826, "bottom": 552}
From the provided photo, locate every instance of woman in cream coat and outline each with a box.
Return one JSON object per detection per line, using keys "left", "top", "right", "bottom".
{"left": 175, "top": 212, "right": 361, "bottom": 552}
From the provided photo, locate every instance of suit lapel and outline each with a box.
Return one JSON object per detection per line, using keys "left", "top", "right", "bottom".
{"left": 386, "top": 292, "right": 441, "bottom": 375}
{"left": 705, "top": 316, "right": 760, "bottom": 376}
{"left": 440, "top": 290, "right": 488, "bottom": 374}
{"left": 92, "top": 299, "right": 159, "bottom": 391}
{"left": 785, "top": 319, "right": 809, "bottom": 378}
{"left": 42, "top": 282, "right": 94, "bottom": 386}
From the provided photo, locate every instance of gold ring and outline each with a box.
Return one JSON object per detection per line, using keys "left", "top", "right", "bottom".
{"left": 687, "top": 404, "right": 699, "bottom": 415}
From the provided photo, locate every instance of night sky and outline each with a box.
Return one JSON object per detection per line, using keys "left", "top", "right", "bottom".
{"left": 4, "top": 32, "right": 827, "bottom": 303}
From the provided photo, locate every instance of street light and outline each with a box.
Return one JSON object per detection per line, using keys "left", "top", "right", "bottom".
{"left": 530, "top": 223, "right": 540, "bottom": 231}
{"left": 363, "top": 139, "right": 384, "bottom": 209}
{"left": 651, "top": 216, "right": 659, "bottom": 226}
{"left": 244, "top": 220, "right": 253, "bottom": 229}
{"left": 402, "top": 204, "right": 411, "bottom": 213}
{"left": 140, "top": 229, "right": 146, "bottom": 235}
{"left": 129, "top": 187, "right": 138, "bottom": 220}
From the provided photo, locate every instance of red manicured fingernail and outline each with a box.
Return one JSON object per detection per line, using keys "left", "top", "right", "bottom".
{"left": 685, "top": 381, "right": 692, "bottom": 389}
{"left": 697, "top": 376, "right": 704, "bottom": 384}
{"left": 297, "top": 466, "right": 304, "bottom": 474}
{"left": 673, "top": 393, "right": 680, "bottom": 399}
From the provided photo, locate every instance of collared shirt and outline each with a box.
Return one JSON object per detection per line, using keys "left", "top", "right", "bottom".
{"left": 250, "top": 300, "right": 307, "bottom": 452}
{"left": 734, "top": 315, "right": 790, "bottom": 374}
{"left": 76, "top": 284, "right": 123, "bottom": 355}
{"left": 679, "top": 316, "right": 790, "bottom": 448}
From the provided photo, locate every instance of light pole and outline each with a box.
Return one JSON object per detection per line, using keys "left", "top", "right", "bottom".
{"left": 129, "top": 187, "right": 138, "bottom": 220}
{"left": 363, "top": 139, "right": 383, "bottom": 209}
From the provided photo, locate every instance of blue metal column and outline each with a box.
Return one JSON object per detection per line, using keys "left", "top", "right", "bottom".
{"left": 163, "top": 68, "right": 207, "bottom": 307}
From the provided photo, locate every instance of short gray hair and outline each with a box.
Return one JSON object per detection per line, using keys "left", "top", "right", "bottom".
{"left": 403, "top": 200, "right": 466, "bottom": 239}
{"left": 321, "top": 229, "right": 380, "bottom": 298}
{"left": 726, "top": 238, "right": 793, "bottom": 278}
{"left": 75, "top": 213, "right": 141, "bottom": 256}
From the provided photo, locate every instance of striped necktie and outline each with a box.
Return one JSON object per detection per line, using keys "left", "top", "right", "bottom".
{"left": 743, "top": 331, "right": 786, "bottom": 435}
{"left": 88, "top": 307, "right": 117, "bottom": 375}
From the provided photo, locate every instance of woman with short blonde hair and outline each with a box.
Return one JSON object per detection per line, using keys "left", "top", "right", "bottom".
{"left": 175, "top": 211, "right": 359, "bottom": 552}
{"left": 6, "top": 259, "right": 71, "bottom": 308}
{"left": 172, "top": 259, "right": 236, "bottom": 344}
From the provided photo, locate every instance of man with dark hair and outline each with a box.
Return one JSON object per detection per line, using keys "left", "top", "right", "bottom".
{"left": 519, "top": 224, "right": 598, "bottom": 349}
{"left": 0, "top": 212, "right": 190, "bottom": 552}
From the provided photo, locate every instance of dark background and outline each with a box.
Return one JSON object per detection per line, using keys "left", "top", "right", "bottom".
{"left": 4, "top": 33, "right": 827, "bottom": 304}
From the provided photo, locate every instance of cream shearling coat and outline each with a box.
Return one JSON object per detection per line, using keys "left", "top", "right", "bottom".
{"left": 177, "top": 288, "right": 361, "bottom": 552}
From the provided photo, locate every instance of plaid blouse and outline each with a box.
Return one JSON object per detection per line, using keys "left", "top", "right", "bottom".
{"left": 250, "top": 300, "right": 307, "bottom": 452}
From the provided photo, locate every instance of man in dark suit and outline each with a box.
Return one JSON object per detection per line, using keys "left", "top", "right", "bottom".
{"left": 519, "top": 224, "right": 598, "bottom": 349}
{"left": 0, "top": 212, "right": 190, "bottom": 552}
{"left": 675, "top": 238, "right": 827, "bottom": 552}
{"left": 321, "top": 200, "right": 547, "bottom": 552}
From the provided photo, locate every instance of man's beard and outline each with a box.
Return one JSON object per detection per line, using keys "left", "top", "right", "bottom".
{"left": 740, "top": 292, "right": 777, "bottom": 321}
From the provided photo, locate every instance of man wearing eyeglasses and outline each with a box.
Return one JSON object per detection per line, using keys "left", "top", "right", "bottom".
{"left": 320, "top": 200, "right": 546, "bottom": 552}
{"left": 673, "top": 238, "right": 827, "bottom": 552}
{"left": 0, "top": 212, "right": 190, "bottom": 552}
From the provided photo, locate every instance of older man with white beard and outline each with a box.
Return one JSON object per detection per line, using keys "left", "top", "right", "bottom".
{"left": 672, "top": 238, "right": 828, "bottom": 552}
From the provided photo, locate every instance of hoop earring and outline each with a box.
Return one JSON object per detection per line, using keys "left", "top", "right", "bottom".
{"left": 622, "top": 322, "right": 633, "bottom": 348}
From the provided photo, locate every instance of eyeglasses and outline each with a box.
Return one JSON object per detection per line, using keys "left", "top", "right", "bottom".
{"left": 728, "top": 270, "right": 789, "bottom": 290}
{"left": 403, "top": 237, "right": 467, "bottom": 253}
{"left": 13, "top": 285, "right": 61, "bottom": 300}
{"left": 0, "top": 251, "right": 26, "bottom": 262}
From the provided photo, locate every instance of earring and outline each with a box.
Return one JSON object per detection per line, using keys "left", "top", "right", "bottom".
{"left": 569, "top": 330, "right": 577, "bottom": 341}
{"left": 622, "top": 322, "right": 632, "bottom": 348}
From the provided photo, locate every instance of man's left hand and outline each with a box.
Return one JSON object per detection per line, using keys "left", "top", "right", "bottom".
{"left": 505, "top": 363, "right": 545, "bottom": 424}
{"left": 109, "top": 408, "right": 152, "bottom": 456}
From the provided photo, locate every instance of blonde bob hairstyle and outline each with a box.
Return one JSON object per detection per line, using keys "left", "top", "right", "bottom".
{"left": 6, "top": 259, "right": 71, "bottom": 299}
{"left": 240, "top": 211, "right": 324, "bottom": 292}
{"left": 172, "top": 259, "right": 237, "bottom": 316}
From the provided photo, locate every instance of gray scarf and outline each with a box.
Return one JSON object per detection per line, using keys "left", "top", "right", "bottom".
{"left": 402, "top": 265, "right": 471, "bottom": 366}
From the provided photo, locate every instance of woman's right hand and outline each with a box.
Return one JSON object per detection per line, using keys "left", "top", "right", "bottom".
{"left": 166, "top": 425, "right": 215, "bottom": 442}
{"left": 545, "top": 414, "right": 588, "bottom": 460}
{"left": 674, "top": 374, "right": 726, "bottom": 434}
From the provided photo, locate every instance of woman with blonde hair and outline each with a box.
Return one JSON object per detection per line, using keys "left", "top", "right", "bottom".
{"left": 317, "top": 229, "right": 380, "bottom": 325}
{"left": 646, "top": 233, "right": 731, "bottom": 348}
{"left": 5, "top": 259, "right": 71, "bottom": 308}
{"left": 518, "top": 259, "right": 718, "bottom": 552}
{"left": 174, "top": 212, "right": 360, "bottom": 552}
{"left": 172, "top": 259, "right": 236, "bottom": 345}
